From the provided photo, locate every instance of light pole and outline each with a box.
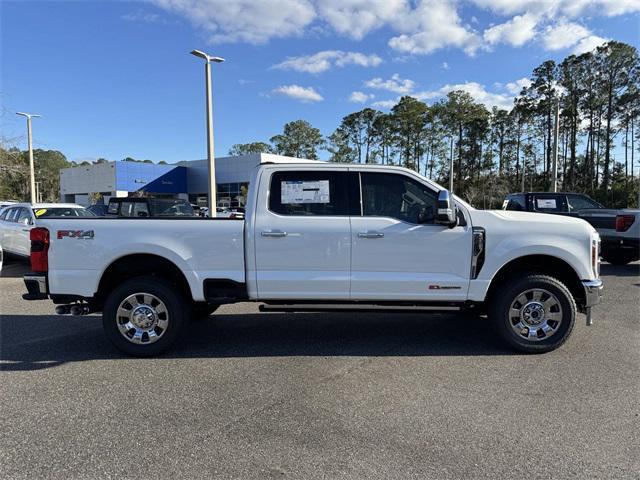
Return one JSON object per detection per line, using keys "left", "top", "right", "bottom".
{"left": 16, "top": 112, "right": 41, "bottom": 204}
{"left": 190, "top": 49, "right": 224, "bottom": 217}
{"left": 551, "top": 100, "right": 560, "bottom": 192}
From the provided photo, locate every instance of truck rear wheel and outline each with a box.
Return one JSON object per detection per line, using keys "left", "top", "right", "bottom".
{"left": 489, "top": 275, "right": 576, "bottom": 353}
{"left": 103, "top": 276, "right": 187, "bottom": 356}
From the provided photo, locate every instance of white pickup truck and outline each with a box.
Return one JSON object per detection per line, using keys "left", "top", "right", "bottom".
{"left": 23, "top": 162, "right": 603, "bottom": 356}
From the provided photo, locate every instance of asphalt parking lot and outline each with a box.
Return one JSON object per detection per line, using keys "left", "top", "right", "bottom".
{"left": 1, "top": 256, "right": 639, "bottom": 479}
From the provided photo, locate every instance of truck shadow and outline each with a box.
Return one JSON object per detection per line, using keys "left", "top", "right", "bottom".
{"left": 0, "top": 311, "right": 516, "bottom": 371}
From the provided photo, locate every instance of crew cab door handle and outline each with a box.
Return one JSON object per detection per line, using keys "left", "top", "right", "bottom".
{"left": 358, "top": 231, "right": 384, "bottom": 239}
{"left": 261, "top": 230, "right": 287, "bottom": 238}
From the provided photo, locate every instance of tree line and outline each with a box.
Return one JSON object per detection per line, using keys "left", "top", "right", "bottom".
{"left": 230, "top": 41, "right": 640, "bottom": 208}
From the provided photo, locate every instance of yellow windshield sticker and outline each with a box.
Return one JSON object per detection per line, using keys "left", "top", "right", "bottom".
{"left": 35, "top": 209, "right": 47, "bottom": 217}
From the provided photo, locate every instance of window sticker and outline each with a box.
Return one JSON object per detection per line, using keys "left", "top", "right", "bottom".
{"left": 536, "top": 198, "right": 557, "bottom": 209}
{"left": 35, "top": 209, "right": 47, "bottom": 217}
{"left": 281, "top": 180, "right": 330, "bottom": 204}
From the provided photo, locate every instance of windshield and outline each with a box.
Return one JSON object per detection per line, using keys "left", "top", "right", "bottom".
{"left": 148, "top": 199, "right": 195, "bottom": 217}
{"left": 33, "top": 207, "right": 93, "bottom": 218}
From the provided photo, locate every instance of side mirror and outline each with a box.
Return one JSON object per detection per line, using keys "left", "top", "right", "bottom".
{"left": 23, "top": 217, "right": 31, "bottom": 226}
{"left": 435, "top": 190, "right": 457, "bottom": 228}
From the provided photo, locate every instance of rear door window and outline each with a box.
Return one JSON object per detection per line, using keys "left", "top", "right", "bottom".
{"left": 532, "top": 195, "right": 568, "bottom": 213}
{"left": 17, "top": 208, "right": 33, "bottom": 224}
{"left": 269, "top": 171, "right": 351, "bottom": 216}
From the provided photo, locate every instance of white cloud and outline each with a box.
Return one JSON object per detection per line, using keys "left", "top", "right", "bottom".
{"left": 364, "top": 74, "right": 415, "bottom": 94}
{"left": 149, "top": 0, "right": 315, "bottom": 44}
{"left": 148, "top": 0, "right": 634, "bottom": 54}
{"left": 349, "top": 91, "right": 375, "bottom": 103}
{"left": 470, "top": 0, "right": 640, "bottom": 17}
{"left": 572, "top": 34, "right": 609, "bottom": 55}
{"left": 367, "top": 78, "right": 528, "bottom": 111}
{"left": 483, "top": 13, "right": 538, "bottom": 47}
{"left": 542, "top": 21, "right": 591, "bottom": 50}
{"left": 316, "top": 0, "right": 408, "bottom": 40}
{"left": 388, "top": 0, "right": 482, "bottom": 55}
{"left": 413, "top": 82, "right": 515, "bottom": 110}
{"left": 272, "top": 85, "right": 324, "bottom": 102}
{"left": 371, "top": 99, "right": 398, "bottom": 109}
{"left": 273, "top": 50, "right": 382, "bottom": 73}
{"left": 442, "top": 62, "right": 450, "bottom": 70}
{"left": 504, "top": 77, "right": 532, "bottom": 94}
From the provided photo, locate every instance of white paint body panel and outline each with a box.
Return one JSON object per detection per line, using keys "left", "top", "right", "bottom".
{"left": 41, "top": 163, "right": 598, "bottom": 305}
{"left": 40, "top": 219, "right": 245, "bottom": 301}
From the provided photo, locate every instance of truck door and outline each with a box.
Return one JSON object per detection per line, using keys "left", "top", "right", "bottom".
{"left": 253, "top": 169, "right": 353, "bottom": 300}
{"left": 350, "top": 171, "right": 472, "bottom": 301}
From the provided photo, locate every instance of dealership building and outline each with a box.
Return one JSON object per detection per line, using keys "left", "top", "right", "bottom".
{"left": 59, "top": 153, "right": 308, "bottom": 208}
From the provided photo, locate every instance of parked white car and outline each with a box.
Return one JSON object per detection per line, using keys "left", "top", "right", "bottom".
{"left": 0, "top": 203, "right": 91, "bottom": 257}
{"left": 23, "top": 163, "right": 602, "bottom": 356}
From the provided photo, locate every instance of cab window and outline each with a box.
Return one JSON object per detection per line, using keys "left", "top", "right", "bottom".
{"left": 360, "top": 172, "right": 437, "bottom": 224}
{"left": 269, "top": 171, "right": 351, "bottom": 216}
{"left": 567, "top": 195, "right": 602, "bottom": 212}
{"left": 504, "top": 195, "right": 526, "bottom": 211}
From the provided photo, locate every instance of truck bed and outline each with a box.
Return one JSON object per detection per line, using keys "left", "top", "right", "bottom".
{"left": 37, "top": 218, "right": 245, "bottom": 301}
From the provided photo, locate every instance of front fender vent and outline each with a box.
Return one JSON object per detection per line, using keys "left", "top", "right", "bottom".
{"left": 471, "top": 227, "right": 485, "bottom": 279}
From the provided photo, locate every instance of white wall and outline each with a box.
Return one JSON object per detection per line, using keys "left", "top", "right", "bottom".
{"left": 60, "top": 162, "right": 116, "bottom": 200}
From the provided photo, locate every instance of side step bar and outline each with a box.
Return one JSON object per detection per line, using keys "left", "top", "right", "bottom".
{"left": 259, "top": 303, "right": 462, "bottom": 314}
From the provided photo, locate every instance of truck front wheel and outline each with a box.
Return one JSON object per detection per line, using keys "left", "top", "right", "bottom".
{"left": 103, "top": 276, "right": 187, "bottom": 356}
{"left": 489, "top": 275, "right": 576, "bottom": 353}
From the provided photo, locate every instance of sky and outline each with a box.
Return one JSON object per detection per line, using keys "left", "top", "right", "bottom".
{"left": 1, "top": 0, "right": 639, "bottom": 164}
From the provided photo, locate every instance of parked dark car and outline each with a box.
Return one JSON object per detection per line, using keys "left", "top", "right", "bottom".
{"left": 503, "top": 192, "right": 639, "bottom": 265}
{"left": 107, "top": 197, "right": 196, "bottom": 217}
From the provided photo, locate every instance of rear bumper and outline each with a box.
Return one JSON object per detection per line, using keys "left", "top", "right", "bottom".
{"left": 581, "top": 279, "right": 603, "bottom": 308}
{"left": 23, "top": 273, "right": 48, "bottom": 300}
{"left": 601, "top": 235, "right": 640, "bottom": 254}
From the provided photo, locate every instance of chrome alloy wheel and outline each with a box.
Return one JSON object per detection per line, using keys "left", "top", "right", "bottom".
{"left": 116, "top": 293, "right": 169, "bottom": 345}
{"left": 508, "top": 288, "right": 563, "bottom": 342}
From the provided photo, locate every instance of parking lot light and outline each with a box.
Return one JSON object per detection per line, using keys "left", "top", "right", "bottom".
{"left": 190, "top": 50, "right": 225, "bottom": 217}
{"left": 16, "top": 112, "right": 41, "bottom": 204}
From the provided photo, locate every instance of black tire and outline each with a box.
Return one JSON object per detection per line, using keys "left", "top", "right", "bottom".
{"left": 190, "top": 302, "right": 220, "bottom": 321}
{"left": 602, "top": 252, "right": 637, "bottom": 266}
{"left": 489, "top": 274, "right": 576, "bottom": 354}
{"left": 103, "top": 276, "right": 187, "bottom": 356}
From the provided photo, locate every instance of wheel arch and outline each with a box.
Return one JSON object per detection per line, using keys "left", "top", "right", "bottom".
{"left": 485, "top": 254, "right": 585, "bottom": 311}
{"left": 95, "top": 253, "right": 194, "bottom": 309}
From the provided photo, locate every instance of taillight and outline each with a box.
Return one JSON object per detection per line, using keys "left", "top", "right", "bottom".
{"left": 615, "top": 214, "right": 635, "bottom": 232}
{"left": 30, "top": 227, "right": 49, "bottom": 272}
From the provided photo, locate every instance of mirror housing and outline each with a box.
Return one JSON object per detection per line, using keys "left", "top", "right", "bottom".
{"left": 435, "top": 190, "right": 457, "bottom": 228}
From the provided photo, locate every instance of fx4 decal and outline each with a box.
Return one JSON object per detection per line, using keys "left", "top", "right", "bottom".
{"left": 57, "top": 230, "right": 95, "bottom": 240}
